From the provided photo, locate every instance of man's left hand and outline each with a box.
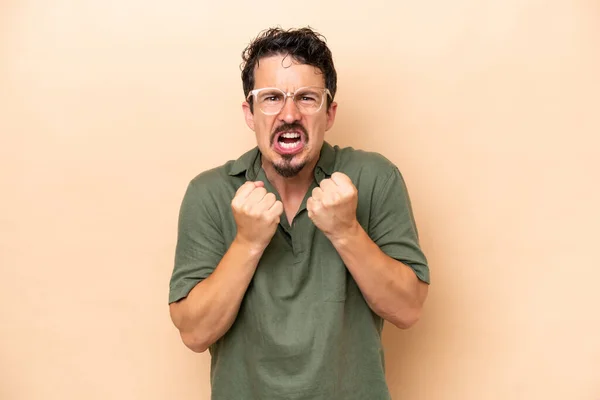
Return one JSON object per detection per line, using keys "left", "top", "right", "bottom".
{"left": 307, "top": 172, "right": 359, "bottom": 239}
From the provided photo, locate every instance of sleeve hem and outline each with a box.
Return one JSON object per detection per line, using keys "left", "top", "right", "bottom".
{"left": 385, "top": 251, "right": 430, "bottom": 284}
{"left": 168, "top": 279, "right": 202, "bottom": 304}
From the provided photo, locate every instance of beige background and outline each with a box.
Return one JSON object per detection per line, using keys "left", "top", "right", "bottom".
{"left": 1, "top": 1, "right": 599, "bottom": 399}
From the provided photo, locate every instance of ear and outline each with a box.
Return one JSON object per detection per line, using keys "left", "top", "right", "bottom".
{"left": 242, "top": 101, "right": 255, "bottom": 131}
{"left": 325, "top": 101, "right": 338, "bottom": 131}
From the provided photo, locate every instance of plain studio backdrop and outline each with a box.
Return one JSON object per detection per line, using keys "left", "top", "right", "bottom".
{"left": 1, "top": 1, "right": 599, "bottom": 399}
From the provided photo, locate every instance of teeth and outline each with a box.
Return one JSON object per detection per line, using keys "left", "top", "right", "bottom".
{"left": 280, "top": 141, "right": 301, "bottom": 149}
{"left": 281, "top": 132, "right": 300, "bottom": 139}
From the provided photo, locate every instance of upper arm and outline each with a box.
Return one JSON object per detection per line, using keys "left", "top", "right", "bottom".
{"left": 168, "top": 180, "right": 227, "bottom": 304}
{"left": 369, "top": 167, "right": 430, "bottom": 284}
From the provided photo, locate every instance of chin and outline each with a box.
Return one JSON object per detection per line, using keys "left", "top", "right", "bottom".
{"left": 273, "top": 161, "right": 306, "bottom": 178}
{"left": 272, "top": 153, "right": 311, "bottom": 178}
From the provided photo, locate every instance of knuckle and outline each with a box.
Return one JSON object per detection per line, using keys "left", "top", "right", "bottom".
{"left": 237, "top": 181, "right": 252, "bottom": 193}
{"left": 249, "top": 211, "right": 262, "bottom": 220}
{"left": 333, "top": 172, "right": 345, "bottom": 180}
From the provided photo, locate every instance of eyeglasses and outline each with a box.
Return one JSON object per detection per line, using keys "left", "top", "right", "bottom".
{"left": 247, "top": 86, "right": 332, "bottom": 115}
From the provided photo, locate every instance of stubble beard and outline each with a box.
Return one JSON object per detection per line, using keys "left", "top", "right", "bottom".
{"left": 272, "top": 154, "right": 308, "bottom": 178}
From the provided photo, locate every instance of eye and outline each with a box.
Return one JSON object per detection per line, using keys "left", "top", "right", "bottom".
{"left": 296, "top": 92, "right": 319, "bottom": 103}
{"left": 259, "top": 92, "right": 283, "bottom": 103}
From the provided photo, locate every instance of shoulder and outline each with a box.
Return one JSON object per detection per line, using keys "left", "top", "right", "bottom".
{"left": 180, "top": 159, "right": 243, "bottom": 213}
{"left": 332, "top": 145, "right": 399, "bottom": 180}
{"left": 187, "top": 147, "right": 257, "bottom": 191}
{"left": 188, "top": 160, "right": 237, "bottom": 189}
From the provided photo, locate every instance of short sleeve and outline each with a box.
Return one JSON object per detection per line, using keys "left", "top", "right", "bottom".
{"left": 369, "top": 167, "right": 430, "bottom": 284}
{"left": 168, "top": 179, "right": 227, "bottom": 303}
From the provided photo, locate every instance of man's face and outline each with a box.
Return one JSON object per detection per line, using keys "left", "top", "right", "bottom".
{"left": 242, "top": 54, "right": 337, "bottom": 178}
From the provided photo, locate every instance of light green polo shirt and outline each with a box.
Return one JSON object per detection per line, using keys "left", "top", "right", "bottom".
{"left": 169, "top": 142, "right": 429, "bottom": 400}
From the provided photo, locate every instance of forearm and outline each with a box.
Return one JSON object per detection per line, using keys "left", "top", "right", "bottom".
{"left": 170, "top": 238, "right": 264, "bottom": 352}
{"left": 328, "top": 223, "right": 428, "bottom": 328}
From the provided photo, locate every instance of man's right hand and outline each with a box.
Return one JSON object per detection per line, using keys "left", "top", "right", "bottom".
{"left": 231, "top": 181, "right": 284, "bottom": 251}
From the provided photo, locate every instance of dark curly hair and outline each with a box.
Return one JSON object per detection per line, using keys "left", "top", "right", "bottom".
{"left": 241, "top": 27, "right": 337, "bottom": 112}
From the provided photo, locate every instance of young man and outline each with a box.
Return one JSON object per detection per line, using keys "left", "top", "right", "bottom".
{"left": 168, "top": 27, "right": 430, "bottom": 399}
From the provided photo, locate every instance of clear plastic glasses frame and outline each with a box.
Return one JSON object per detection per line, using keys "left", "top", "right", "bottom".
{"left": 247, "top": 86, "right": 332, "bottom": 115}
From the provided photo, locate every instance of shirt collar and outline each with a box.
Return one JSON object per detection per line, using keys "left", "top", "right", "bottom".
{"left": 227, "top": 146, "right": 260, "bottom": 179}
{"left": 227, "top": 141, "right": 337, "bottom": 181}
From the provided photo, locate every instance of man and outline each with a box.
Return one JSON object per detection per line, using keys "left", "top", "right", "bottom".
{"left": 168, "top": 27, "right": 430, "bottom": 399}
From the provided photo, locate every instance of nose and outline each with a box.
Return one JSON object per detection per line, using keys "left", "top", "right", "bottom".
{"left": 278, "top": 94, "right": 302, "bottom": 123}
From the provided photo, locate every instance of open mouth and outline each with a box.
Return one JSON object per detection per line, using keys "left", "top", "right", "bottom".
{"left": 278, "top": 132, "right": 302, "bottom": 149}
{"left": 274, "top": 131, "right": 305, "bottom": 154}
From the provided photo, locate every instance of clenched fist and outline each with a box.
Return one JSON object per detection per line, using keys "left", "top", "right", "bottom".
{"left": 307, "top": 172, "right": 359, "bottom": 239}
{"left": 232, "top": 181, "right": 284, "bottom": 251}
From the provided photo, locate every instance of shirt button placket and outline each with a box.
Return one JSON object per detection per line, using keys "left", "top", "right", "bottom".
{"left": 291, "top": 220, "right": 303, "bottom": 260}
